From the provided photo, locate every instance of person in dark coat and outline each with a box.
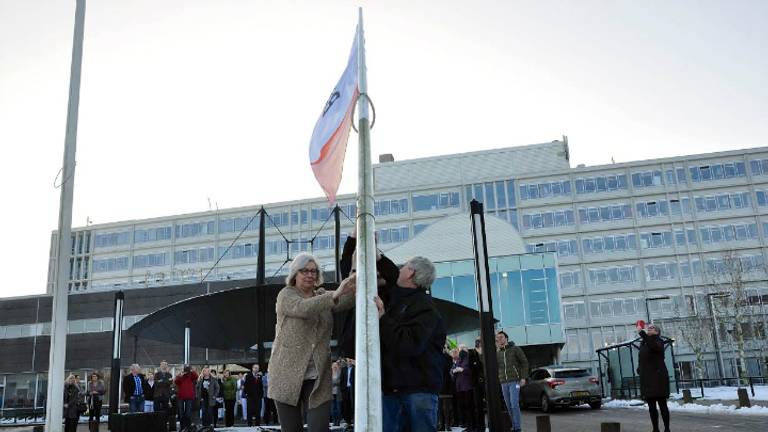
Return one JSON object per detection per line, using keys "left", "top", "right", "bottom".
{"left": 153, "top": 361, "right": 175, "bottom": 431}
{"left": 451, "top": 348, "right": 476, "bottom": 430}
{"left": 63, "top": 374, "right": 82, "bottom": 432}
{"left": 637, "top": 323, "right": 671, "bottom": 432}
{"left": 468, "top": 337, "right": 486, "bottom": 431}
{"left": 337, "top": 230, "right": 397, "bottom": 360}
{"left": 437, "top": 349, "right": 455, "bottom": 431}
{"left": 375, "top": 255, "right": 447, "bottom": 432}
{"left": 339, "top": 359, "right": 355, "bottom": 425}
{"left": 243, "top": 364, "right": 264, "bottom": 426}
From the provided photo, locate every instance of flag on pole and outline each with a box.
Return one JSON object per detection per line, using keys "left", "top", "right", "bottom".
{"left": 309, "top": 33, "right": 360, "bottom": 205}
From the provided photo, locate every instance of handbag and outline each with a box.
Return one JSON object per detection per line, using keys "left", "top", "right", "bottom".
{"left": 77, "top": 400, "right": 88, "bottom": 415}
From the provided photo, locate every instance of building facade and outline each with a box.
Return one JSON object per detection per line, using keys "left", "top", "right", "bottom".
{"left": 4, "top": 138, "right": 768, "bottom": 413}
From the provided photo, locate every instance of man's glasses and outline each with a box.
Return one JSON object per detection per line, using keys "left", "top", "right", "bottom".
{"left": 298, "top": 268, "right": 320, "bottom": 276}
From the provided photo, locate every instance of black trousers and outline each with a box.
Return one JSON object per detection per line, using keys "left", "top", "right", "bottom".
{"left": 646, "top": 397, "right": 670, "bottom": 431}
{"left": 64, "top": 417, "right": 78, "bottom": 432}
{"left": 456, "top": 390, "right": 476, "bottom": 428}
{"left": 437, "top": 395, "right": 454, "bottom": 430}
{"left": 341, "top": 389, "right": 354, "bottom": 423}
{"left": 88, "top": 399, "right": 102, "bottom": 423}
{"left": 224, "top": 399, "right": 236, "bottom": 427}
{"left": 247, "top": 395, "right": 262, "bottom": 426}
{"left": 264, "top": 397, "right": 278, "bottom": 424}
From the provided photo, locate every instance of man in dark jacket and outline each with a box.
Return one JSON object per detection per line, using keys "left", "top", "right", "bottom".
{"left": 375, "top": 255, "right": 447, "bottom": 432}
{"left": 122, "top": 364, "right": 151, "bottom": 413}
{"left": 243, "top": 364, "right": 263, "bottom": 426}
{"left": 153, "top": 361, "right": 175, "bottom": 431}
{"left": 339, "top": 358, "right": 355, "bottom": 425}
{"left": 496, "top": 331, "right": 529, "bottom": 432}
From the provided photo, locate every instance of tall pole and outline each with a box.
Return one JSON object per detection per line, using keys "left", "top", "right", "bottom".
{"left": 45, "top": 1, "right": 86, "bottom": 430}
{"left": 256, "top": 208, "right": 266, "bottom": 369}
{"left": 334, "top": 205, "right": 342, "bottom": 282}
{"left": 353, "top": 8, "right": 382, "bottom": 431}
{"left": 469, "top": 200, "right": 505, "bottom": 431}
{"left": 109, "top": 291, "right": 125, "bottom": 417}
{"left": 184, "top": 321, "right": 191, "bottom": 365}
{"left": 708, "top": 295, "right": 727, "bottom": 382}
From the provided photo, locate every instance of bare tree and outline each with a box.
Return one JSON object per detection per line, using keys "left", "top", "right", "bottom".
{"left": 672, "top": 309, "right": 714, "bottom": 382}
{"left": 703, "top": 251, "right": 766, "bottom": 386}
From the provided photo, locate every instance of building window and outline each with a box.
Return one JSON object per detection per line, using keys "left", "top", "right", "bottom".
{"left": 412, "top": 192, "right": 460, "bottom": 212}
{"left": 376, "top": 226, "right": 410, "bottom": 244}
{"left": 577, "top": 203, "right": 632, "bottom": 224}
{"left": 645, "top": 262, "right": 679, "bottom": 281}
{"left": 559, "top": 270, "right": 582, "bottom": 289}
{"left": 92, "top": 256, "right": 130, "bottom": 273}
{"left": 639, "top": 231, "right": 674, "bottom": 249}
{"left": 574, "top": 174, "right": 627, "bottom": 194}
{"left": 519, "top": 179, "right": 572, "bottom": 201}
{"left": 133, "top": 252, "right": 169, "bottom": 268}
{"left": 700, "top": 223, "right": 758, "bottom": 244}
{"left": 522, "top": 208, "right": 575, "bottom": 230}
{"left": 582, "top": 233, "right": 637, "bottom": 254}
{"left": 588, "top": 265, "right": 638, "bottom": 285}
{"left": 219, "top": 215, "right": 259, "bottom": 234}
{"left": 631, "top": 170, "right": 663, "bottom": 188}
{"left": 563, "top": 302, "right": 586, "bottom": 322}
{"left": 374, "top": 198, "right": 409, "bottom": 216}
{"left": 174, "top": 247, "right": 215, "bottom": 264}
{"left": 674, "top": 228, "right": 698, "bottom": 246}
{"left": 175, "top": 221, "right": 215, "bottom": 238}
{"left": 750, "top": 158, "right": 768, "bottom": 176}
{"left": 414, "top": 223, "right": 430, "bottom": 236}
{"left": 665, "top": 167, "right": 687, "bottom": 185}
{"left": 689, "top": 161, "right": 746, "bottom": 182}
{"left": 694, "top": 191, "right": 751, "bottom": 213}
{"left": 525, "top": 239, "right": 578, "bottom": 256}
{"left": 94, "top": 231, "right": 131, "bottom": 248}
{"left": 134, "top": 226, "right": 172, "bottom": 243}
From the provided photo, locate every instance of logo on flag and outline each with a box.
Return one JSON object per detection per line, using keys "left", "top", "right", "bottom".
{"left": 309, "top": 34, "right": 359, "bottom": 205}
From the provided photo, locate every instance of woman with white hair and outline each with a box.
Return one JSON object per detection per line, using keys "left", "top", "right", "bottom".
{"left": 268, "top": 252, "right": 356, "bottom": 432}
{"left": 63, "top": 374, "right": 82, "bottom": 432}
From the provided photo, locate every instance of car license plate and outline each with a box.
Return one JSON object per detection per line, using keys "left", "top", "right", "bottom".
{"left": 571, "top": 391, "right": 591, "bottom": 397}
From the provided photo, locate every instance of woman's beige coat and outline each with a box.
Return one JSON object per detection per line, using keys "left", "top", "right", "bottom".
{"left": 267, "top": 285, "right": 353, "bottom": 408}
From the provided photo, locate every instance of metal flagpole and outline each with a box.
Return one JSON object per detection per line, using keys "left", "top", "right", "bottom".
{"left": 45, "top": 1, "right": 86, "bottom": 430}
{"left": 109, "top": 291, "right": 125, "bottom": 417}
{"left": 469, "top": 200, "right": 505, "bottom": 431}
{"left": 353, "top": 7, "right": 382, "bottom": 431}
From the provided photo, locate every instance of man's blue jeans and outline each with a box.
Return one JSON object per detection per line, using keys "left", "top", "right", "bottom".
{"left": 383, "top": 392, "right": 438, "bottom": 432}
{"left": 501, "top": 381, "right": 522, "bottom": 431}
{"left": 128, "top": 395, "right": 145, "bottom": 413}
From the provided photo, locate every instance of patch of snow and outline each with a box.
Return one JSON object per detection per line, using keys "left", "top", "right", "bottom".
{"left": 605, "top": 398, "right": 768, "bottom": 416}
{"left": 672, "top": 385, "right": 768, "bottom": 401}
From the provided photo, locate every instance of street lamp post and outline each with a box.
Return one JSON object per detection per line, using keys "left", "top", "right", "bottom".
{"left": 645, "top": 295, "right": 671, "bottom": 323}
{"left": 707, "top": 292, "right": 730, "bottom": 384}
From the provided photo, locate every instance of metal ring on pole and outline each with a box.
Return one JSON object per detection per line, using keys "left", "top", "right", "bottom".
{"left": 53, "top": 161, "right": 77, "bottom": 189}
{"left": 351, "top": 93, "right": 376, "bottom": 133}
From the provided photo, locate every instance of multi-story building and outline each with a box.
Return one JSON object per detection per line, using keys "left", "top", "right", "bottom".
{"left": 4, "top": 138, "right": 768, "bottom": 413}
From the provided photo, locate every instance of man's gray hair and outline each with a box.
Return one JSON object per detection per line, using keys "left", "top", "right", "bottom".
{"left": 406, "top": 256, "right": 436, "bottom": 289}
{"left": 286, "top": 252, "right": 324, "bottom": 287}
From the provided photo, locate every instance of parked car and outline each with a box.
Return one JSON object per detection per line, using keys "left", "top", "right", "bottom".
{"left": 520, "top": 365, "right": 602, "bottom": 412}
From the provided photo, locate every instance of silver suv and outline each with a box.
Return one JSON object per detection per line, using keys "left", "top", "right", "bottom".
{"left": 519, "top": 366, "right": 602, "bottom": 412}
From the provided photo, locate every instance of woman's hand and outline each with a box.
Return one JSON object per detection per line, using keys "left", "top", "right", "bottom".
{"left": 374, "top": 296, "right": 385, "bottom": 318}
{"left": 333, "top": 274, "right": 357, "bottom": 301}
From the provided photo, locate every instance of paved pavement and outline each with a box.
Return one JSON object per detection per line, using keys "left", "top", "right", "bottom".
{"left": 517, "top": 404, "right": 765, "bottom": 432}
{"left": 3, "top": 406, "right": 764, "bottom": 432}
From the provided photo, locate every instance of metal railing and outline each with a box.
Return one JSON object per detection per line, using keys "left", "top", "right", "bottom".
{"left": 676, "top": 376, "right": 766, "bottom": 398}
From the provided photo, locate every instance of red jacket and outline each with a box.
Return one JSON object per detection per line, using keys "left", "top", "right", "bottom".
{"left": 174, "top": 370, "right": 198, "bottom": 400}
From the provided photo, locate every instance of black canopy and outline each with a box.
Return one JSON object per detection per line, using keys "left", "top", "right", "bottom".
{"left": 127, "top": 283, "right": 483, "bottom": 350}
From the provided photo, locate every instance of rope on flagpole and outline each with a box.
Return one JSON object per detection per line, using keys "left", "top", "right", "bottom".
{"left": 351, "top": 92, "right": 376, "bottom": 133}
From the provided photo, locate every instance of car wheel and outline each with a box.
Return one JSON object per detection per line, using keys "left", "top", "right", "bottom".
{"left": 588, "top": 401, "right": 602, "bottom": 410}
{"left": 541, "top": 394, "right": 553, "bottom": 413}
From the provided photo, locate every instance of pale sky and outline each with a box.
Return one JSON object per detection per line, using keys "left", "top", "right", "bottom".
{"left": 1, "top": 0, "right": 766, "bottom": 299}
